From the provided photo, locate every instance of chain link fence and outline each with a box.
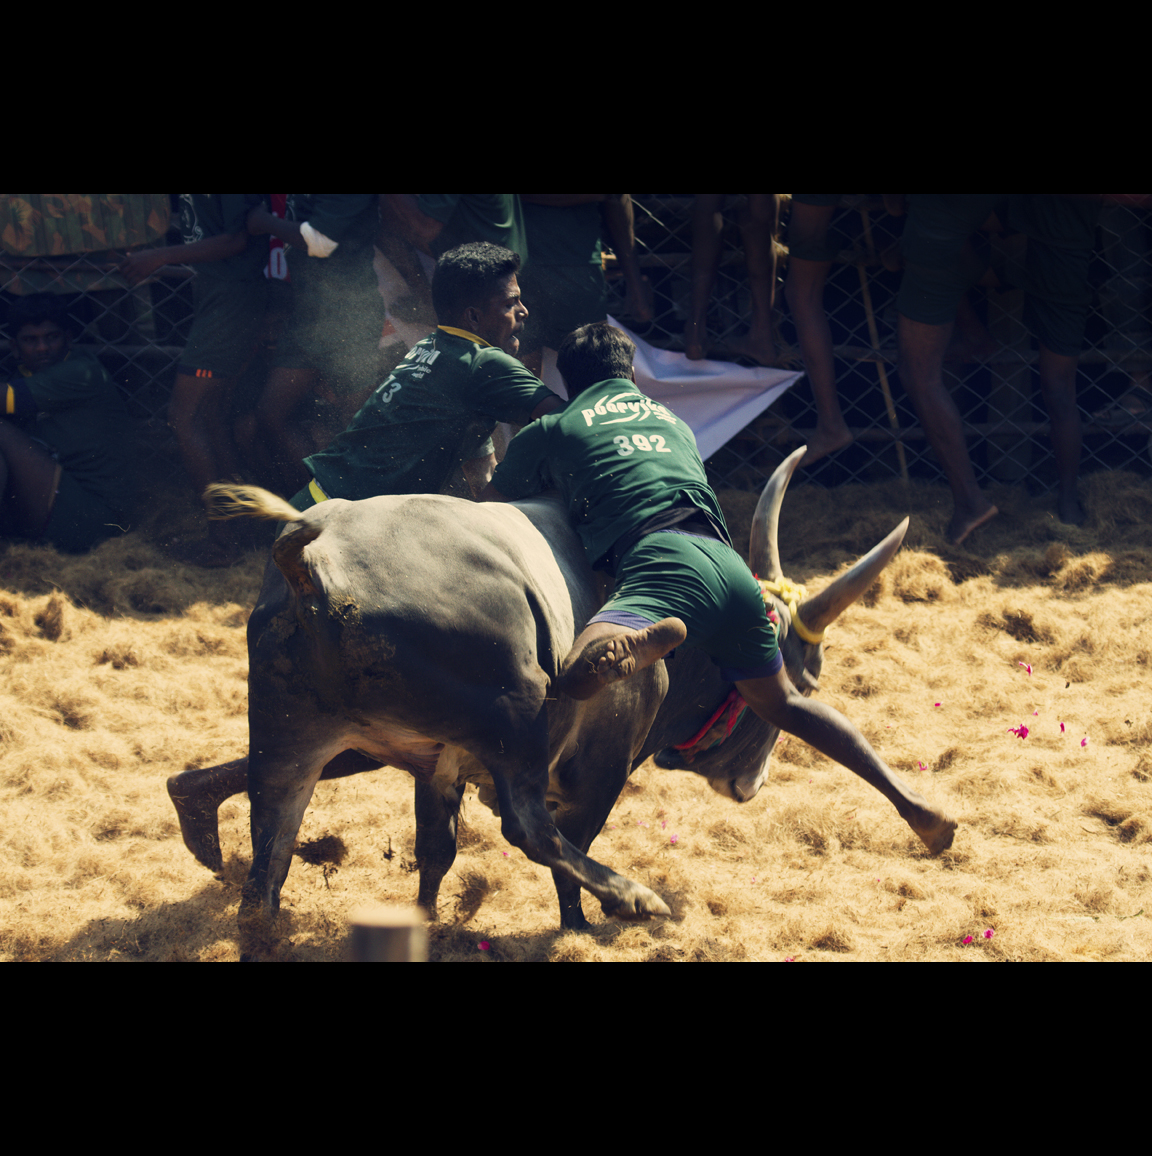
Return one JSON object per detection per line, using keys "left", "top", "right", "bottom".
{"left": 4, "top": 195, "right": 1151, "bottom": 495}
{"left": 616, "top": 194, "right": 1152, "bottom": 493}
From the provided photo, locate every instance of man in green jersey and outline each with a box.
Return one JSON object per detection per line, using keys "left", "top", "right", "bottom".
{"left": 2, "top": 294, "right": 135, "bottom": 551}
{"left": 484, "top": 322, "right": 957, "bottom": 853}
{"left": 294, "top": 241, "right": 562, "bottom": 509}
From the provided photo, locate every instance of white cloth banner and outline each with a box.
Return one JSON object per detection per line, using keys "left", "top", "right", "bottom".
{"left": 539, "top": 318, "right": 805, "bottom": 461}
{"left": 613, "top": 317, "right": 804, "bottom": 460}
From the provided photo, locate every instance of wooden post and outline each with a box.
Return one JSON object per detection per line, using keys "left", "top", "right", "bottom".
{"left": 349, "top": 905, "right": 428, "bottom": 962}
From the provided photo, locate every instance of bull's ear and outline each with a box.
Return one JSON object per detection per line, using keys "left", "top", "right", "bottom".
{"left": 796, "top": 517, "right": 909, "bottom": 636}
{"left": 748, "top": 446, "right": 807, "bottom": 581}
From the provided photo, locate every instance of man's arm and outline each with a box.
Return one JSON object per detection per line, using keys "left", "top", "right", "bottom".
{"left": 119, "top": 232, "right": 248, "bottom": 285}
{"left": 463, "top": 453, "right": 497, "bottom": 498}
{"left": 478, "top": 479, "right": 509, "bottom": 502}
{"left": 247, "top": 202, "right": 305, "bottom": 249}
{"left": 383, "top": 194, "right": 445, "bottom": 256}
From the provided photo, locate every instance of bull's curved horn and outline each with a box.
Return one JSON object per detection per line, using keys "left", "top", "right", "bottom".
{"left": 795, "top": 517, "right": 909, "bottom": 639}
{"left": 748, "top": 446, "right": 807, "bottom": 581}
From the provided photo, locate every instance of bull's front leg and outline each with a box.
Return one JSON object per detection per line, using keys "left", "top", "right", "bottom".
{"left": 414, "top": 779, "right": 466, "bottom": 920}
{"left": 487, "top": 713, "right": 671, "bottom": 923}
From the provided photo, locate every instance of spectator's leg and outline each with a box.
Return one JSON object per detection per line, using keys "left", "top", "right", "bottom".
{"left": 898, "top": 313, "right": 998, "bottom": 544}
{"left": 685, "top": 194, "right": 725, "bottom": 360}
{"left": 601, "top": 195, "right": 654, "bottom": 324}
{"left": 168, "top": 371, "right": 241, "bottom": 495}
{"left": 0, "top": 420, "right": 61, "bottom": 538}
{"left": 730, "top": 193, "right": 780, "bottom": 365}
{"left": 256, "top": 366, "right": 321, "bottom": 493}
{"left": 785, "top": 236, "right": 852, "bottom": 465}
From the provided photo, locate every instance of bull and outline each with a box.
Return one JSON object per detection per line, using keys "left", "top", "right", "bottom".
{"left": 170, "top": 448, "right": 954, "bottom": 943}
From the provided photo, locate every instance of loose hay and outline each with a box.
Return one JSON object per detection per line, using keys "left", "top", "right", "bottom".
{"left": 2, "top": 474, "right": 1152, "bottom": 960}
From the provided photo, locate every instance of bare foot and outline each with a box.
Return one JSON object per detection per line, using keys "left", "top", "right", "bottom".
{"left": 561, "top": 618, "right": 687, "bottom": 699}
{"left": 800, "top": 426, "right": 854, "bottom": 467}
{"left": 907, "top": 805, "right": 958, "bottom": 856}
{"left": 948, "top": 503, "right": 998, "bottom": 546}
{"left": 587, "top": 618, "right": 686, "bottom": 682}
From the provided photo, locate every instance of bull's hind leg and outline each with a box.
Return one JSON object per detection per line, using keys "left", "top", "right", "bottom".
{"left": 168, "top": 749, "right": 384, "bottom": 872}
{"left": 168, "top": 758, "right": 248, "bottom": 871}
{"left": 487, "top": 713, "right": 670, "bottom": 922}
{"left": 414, "top": 779, "right": 466, "bottom": 921}
{"left": 239, "top": 750, "right": 328, "bottom": 955}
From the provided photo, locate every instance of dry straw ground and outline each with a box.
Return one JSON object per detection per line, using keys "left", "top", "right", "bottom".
{"left": 2, "top": 473, "right": 1150, "bottom": 962}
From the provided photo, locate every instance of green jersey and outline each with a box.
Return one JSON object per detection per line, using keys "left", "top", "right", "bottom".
{"left": 305, "top": 327, "right": 554, "bottom": 500}
{"left": 492, "top": 377, "right": 729, "bottom": 569}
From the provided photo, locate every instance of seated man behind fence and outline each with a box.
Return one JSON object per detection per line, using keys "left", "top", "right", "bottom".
{"left": 1, "top": 294, "right": 135, "bottom": 552}
{"left": 482, "top": 320, "right": 956, "bottom": 854}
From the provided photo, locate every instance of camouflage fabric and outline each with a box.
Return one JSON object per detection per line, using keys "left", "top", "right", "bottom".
{"left": 0, "top": 195, "right": 171, "bottom": 293}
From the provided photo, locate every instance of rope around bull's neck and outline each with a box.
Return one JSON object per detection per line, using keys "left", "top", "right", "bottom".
{"left": 758, "top": 576, "right": 826, "bottom": 645}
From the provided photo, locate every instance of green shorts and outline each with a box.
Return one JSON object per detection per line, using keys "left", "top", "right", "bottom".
{"left": 591, "top": 531, "right": 781, "bottom": 681}
{"left": 43, "top": 471, "right": 127, "bottom": 553}
{"left": 180, "top": 276, "right": 267, "bottom": 378}
{"left": 518, "top": 264, "right": 608, "bottom": 352}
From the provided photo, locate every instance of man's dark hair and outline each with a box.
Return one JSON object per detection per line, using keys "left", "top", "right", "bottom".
{"left": 431, "top": 242, "right": 521, "bottom": 324}
{"left": 556, "top": 322, "right": 636, "bottom": 396}
{"left": 7, "top": 293, "right": 73, "bottom": 335}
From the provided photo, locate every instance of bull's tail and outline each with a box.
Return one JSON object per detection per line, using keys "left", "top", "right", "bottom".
{"left": 203, "top": 484, "right": 321, "bottom": 596}
{"left": 204, "top": 483, "right": 303, "bottom": 524}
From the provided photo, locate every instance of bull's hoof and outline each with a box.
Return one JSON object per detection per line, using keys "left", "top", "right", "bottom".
{"left": 167, "top": 774, "right": 224, "bottom": 872}
{"left": 600, "top": 884, "right": 672, "bottom": 922}
{"left": 910, "top": 808, "right": 958, "bottom": 856}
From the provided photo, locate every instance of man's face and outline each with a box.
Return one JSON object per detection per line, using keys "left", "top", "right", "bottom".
{"left": 14, "top": 320, "right": 68, "bottom": 373}
{"left": 468, "top": 274, "right": 528, "bottom": 356}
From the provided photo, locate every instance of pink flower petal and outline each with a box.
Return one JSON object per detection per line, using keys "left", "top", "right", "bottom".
{"left": 934, "top": 701, "right": 942, "bottom": 707}
{"left": 1032, "top": 710, "right": 1039, "bottom": 716}
{"left": 917, "top": 760, "right": 927, "bottom": 771}
{"left": 478, "top": 941, "right": 490, "bottom": 951}
{"left": 1081, "top": 737, "right": 1088, "bottom": 747}
{"left": 984, "top": 929, "right": 994, "bottom": 939}
{"left": 670, "top": 834, "right": 679, "bottom": 845}
{"left": 962, "top": 936, "right": 973, "bottom": 945}
{"left": 784, "top": 956, "right": 796, "bottom": 962}
{"left": 1019, "top": 662, "right": 1032, "bottom": 675}
{"left": 1008, "top": 724, "right": 1029, "bottom": 739}
{"left": 1060, "top": 722, "right": 1065, "bottom": 733}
